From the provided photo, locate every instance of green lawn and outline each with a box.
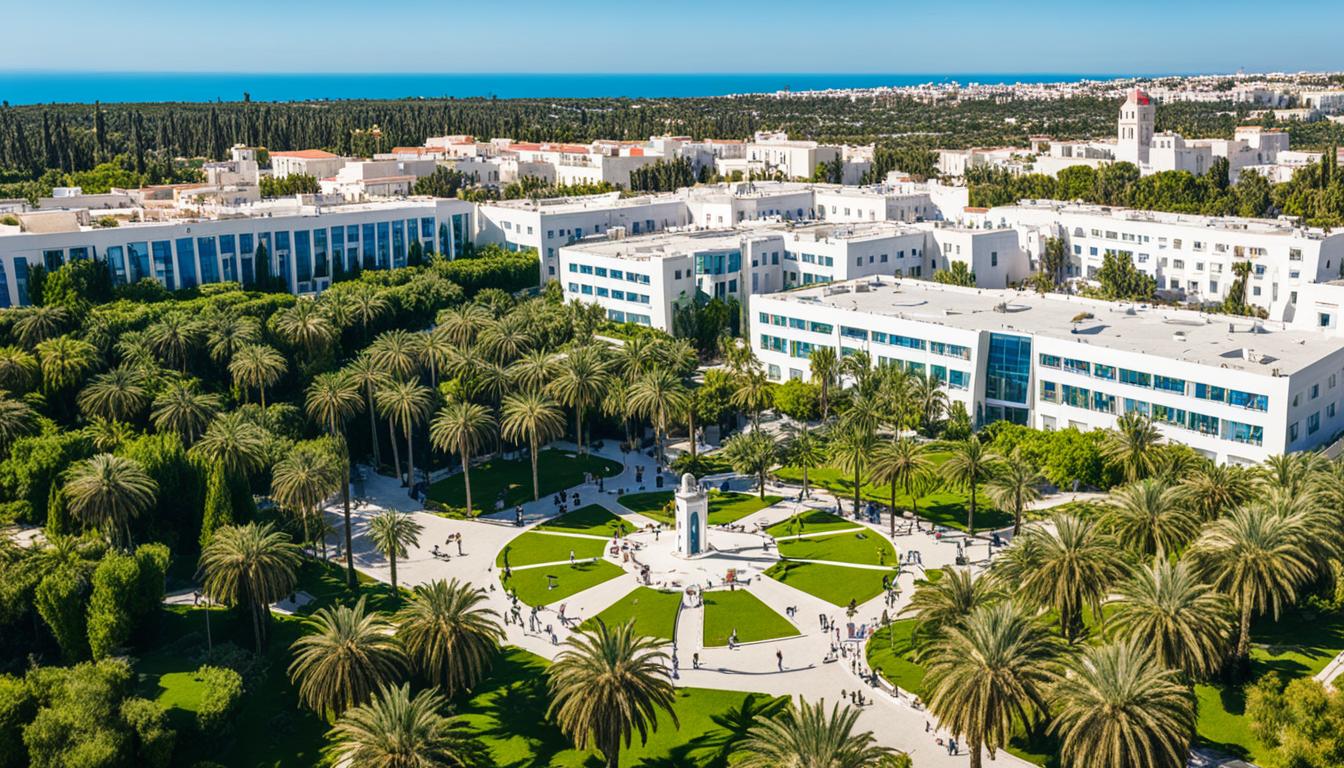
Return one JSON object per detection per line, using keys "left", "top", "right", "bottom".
{"left": 136, "top": 560, "right": 402, "bottom": 767}
{"left": 618, "top": 491, "right": 784, "bottom": 526}
{"left": 763, "top": 560, "right": 894, "bottom": 607}
{"left": 537, "top": 504, "right": 635, "bottom": 537}
{"left": 579, "top": 586, "right": 683, "bottom": 641}
{"left": 776, "top": 528, "right": 897, "bottom": 566}
{"left": 496, "top": 532, "right": 608, "bottom": 568}
{"left": 764, "top": 510, "right": 856, "bottom": 538}
{"left": 501, "top": 559, "right": 626, "bottom": 607}
{"left": 457, "top": 647, "right": 789, "bottom": 767}
{"left": 703, "top": 589, "right": 800, "bottom": 646}
{"left": 866, "top": 619, "right": 925, "bottom": 695}
{"left": 774, "top": 457, "right": 1012, "bottom": 532}
{"left": 427, "top": 450, "right": 623, "bottom": 512}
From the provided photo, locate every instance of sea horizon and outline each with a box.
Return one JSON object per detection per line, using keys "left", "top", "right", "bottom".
{"left": 0, "top": 70, "right": 1155, "bottom": 105}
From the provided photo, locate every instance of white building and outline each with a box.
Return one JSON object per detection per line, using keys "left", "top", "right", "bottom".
{"left": 0, "top": 198, "right": 474, "bottom": 305}
{"left": 269, "top": 149, "right": 348, "bottom": 180}
{"left": 751, "top": 278, "right": 1344, "bottom": 463}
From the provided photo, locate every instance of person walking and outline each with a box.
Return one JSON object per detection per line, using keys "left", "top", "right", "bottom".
{"left": 776, "top": 649, "right": 784, "bottom": 671}
{"left": 569, "top": 549, "right": 575, "bottom": 564}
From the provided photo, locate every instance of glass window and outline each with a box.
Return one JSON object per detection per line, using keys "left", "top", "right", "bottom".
{"left": 128, "top": 242, "right": 150, "bottom": 282}
{"left": 986, "top": 333, "right": 1031, "bottom": 405}
{"left": 1093, "top": 364, "right": 1116, "bottom": 380}
{"left": 152, "top": 241, "right": 175, "bottom": 289}
{"left": 175, "top": 238, "right": 198, "bottom": 288}
{"left": 105, "top": 246, "right": 127, "bottom": 285}
{"left": 196, "top": 237, "right": 219, "bottom": 284}
{"left": 295, "top": 230, "right": 312, "bottom": 286}
{"left": 362, "top": 223, "right": 376, "bottom": 269}
{"left": 392, "top": 220, "right": 406, "bottom": 268}
{"left": 314, "top": 229, "right": 328, "bottom": 279}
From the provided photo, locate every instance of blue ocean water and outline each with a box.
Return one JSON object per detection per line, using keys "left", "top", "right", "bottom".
{"left": 0, "top": 71, "right": 1124, "bottom": 105}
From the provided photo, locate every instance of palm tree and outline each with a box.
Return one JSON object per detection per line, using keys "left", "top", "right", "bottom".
{"left": 345, "top": 284, "right": 391, "bottom": 344}
{"left": 192, "top": 411, "right": 269, "bottom": 478}
{"left": 1109, "top": 559, "right": 1234, "bottom": 680}
{"left": 229, "top": 344, "right": 287, "bottom": 407}
{"left": 370, "top": 330, "right": 421, "bottom": 382}
{"left": 36, "top": 335, "right": 99, "bottom": 394}
{"left": 920, "top": 602, "right": 1061, "bottom": 768}
{"left": 908, "top": 374, "right": 949, "bottom": 435}
{"left": 150, "top": 382, "right": 220, "bottom": 442}
{"left": 722, "top": 430, "right": 778, "bottom": 500}
{"left": 272, "top": 441, "right": 343, "bottom": 557}
{"left": 306, "top": 371, "right": 365, "bottom": 585}
{"left": 146, "top": 314, "right": 202, "bottom": 371}
{"left": 735, "top": 697, "right": 897, "bottom": 768}
{"left": 510, "top": 348, "right": 559, "bottom": 395}
{"left": 549, "top": 346, "right": 611, "bottom": 452}
{"left": 198, "top": 522, "right": 301, "bottom": 653}
{"left": 13, "top": 305, "right": 70, "bottom": 348}
{"left": 1048, "top": 640, "right": 1197, "bottom": 768}
{"left": 829, "top": 421, "right": 877, "bottom": 517}
{"left": 547, "top": 620, "right": 678, "bottom": 768}
{"left": 436, "top": 304, "right": 491, "bottom": 348}
{"left": 429, "top": 401, "right": 495, "bottom": 516}
{"left": 782, "top": 423, "right": 825, "bottom": 499}
{"left": 395, "top": 579, "right": 504, "bottom": 697}
{"left": 289, "top": 597, "right": 406, "bottom": 720}
{"left": 82, "top": 416, "right": 133, "bottom": 453}
{"left": 1104, "top": 479, "right": 1199, "bottom": 560}
{"left": 1190, "top": 503, "right": 1316, "bottom": 674}
{"left": 478, "top": 318, "right": 534, "bottom": 365}
{"left": 1180, "top": 461, "right": 1255, "bottom": 521}
{"left": 274, "top": 298, "right": 337, "bottom": 360}
{"left": 983, "top": 449, "right": 1042, "bottom": 537}
{"left": 416, "top": 327, "right": 456, "bottom": 389}
{"left": 0, "top": 346, "right": 38, "bottom": 393}
{"left": 870, "top": 437, "right": 933, "bottom": 536}
{"left": 809, "top": 346, "right": 839, "bottom": 420}
{"left": 63, "top": 453, "right": 157, "bottom": 549}
{"left": 205, "top": 313, "right": 261, "bottom": 366}
{"left": 1101, "top": 411, "right": 1163, "bottom": 483}
{"left": 500, "top": 391, "right": 566, "bottom": 501}
{"left": 77, "top": 366, "right": 148, "bottom": 423}
{"left": 346, "top": 354, "right": 391, "bottom": 470}
{"left": 627, "top": 368, "right": 689, "bottom": 470}
{"left": 324, "top": 683, "right": 487, "bottom": 768}
{"left": 1016, "top": 513, "right": 1129, "bottom": 640}
{"left": 0, "top": 394, "right": 37, "bottom": 456}
{"left": 368, "top": 509, "right": 423, "bottom": 596}
{"left": 840, "top": 349, "right": 872, "bottom": 389}
{"left": 901, "top": 567, "right": 1001, "bottom": 645}
{"left": 376, "top": 379, "right": 434, "bottom": 488}
{"left": 731, "top": 369, "right": 773, "bottom": 428}
{"left": 941, "top": 436, "right": 1005, "bottom": 535}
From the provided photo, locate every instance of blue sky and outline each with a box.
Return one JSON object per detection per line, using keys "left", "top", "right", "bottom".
{"left": 3, "top": 0, "right": 1342, "bottom": 74}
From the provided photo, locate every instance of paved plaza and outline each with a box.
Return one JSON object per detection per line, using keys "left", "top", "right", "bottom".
{"left": 331, "top": 440, "right": 1041, "bottom": 767}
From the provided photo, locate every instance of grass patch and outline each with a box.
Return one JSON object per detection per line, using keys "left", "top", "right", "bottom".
{"left": 427, "top": 449, "right": 622, "bottom": 512}
{"left": 866, "top": 619, "right": 925, "bottom": 695}
{"left": 763, "top": 560, "right": 893, "bottom": 607}
{"left": 619, "top": 491, "right": 784, "bottom": 526}
{"left": 537, "top": 504, "right": 635, "bottom": 537}
{"left": 501, "top": 559, "right": 625, "bottom": 607}
{"left": 496, "top": 532, "right": 607, "bottom": 568}
{"left": 136, "top": 560, "right": 399, "bottom": 767}
{"left": 703, "top": 589, "right": 799, "bottom": 646}
{"left": 580, "top": 586, "right": 683, "bottom": 641}
{"left": 775, "top": 458, "right": 1011, "bottom": 532}
{"left": 776, "top": 528, "right": 897, "bottom": 566}
{"left": 764, "top": 510, "right": 856, "bottom": 538}
{"left": 458, "top": 647, "right": 787, "bottom": 767}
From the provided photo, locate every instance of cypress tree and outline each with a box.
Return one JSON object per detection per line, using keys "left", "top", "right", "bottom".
{"left": 199, "top": 464, "right": 232, "bottom": 550}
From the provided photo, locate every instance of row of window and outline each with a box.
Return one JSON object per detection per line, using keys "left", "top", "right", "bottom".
{"left": 567, "top": 283, "right": 651, "bottom": 304}
{"left": 605, "top": 309, "right": 652, "bottom": 326}
{"left": 1038, "top": 354, "right": 1269, "bottom": 410}
{"left": 1041, "top": 379, "right": 1264, "bottom": 445}
{"left": 566, "top": 262, "right": 652, "bottom": 284}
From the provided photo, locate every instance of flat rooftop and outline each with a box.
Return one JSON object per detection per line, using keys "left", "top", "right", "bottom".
{"left": 787, "top": 221, "right": 922, "bottom": 243}
{"left": 768, "top": 278, "right": 1344, "bottom": 375}
{"left": 480, "top": 192, "right": 680, "bottom": 214}
{"left": 563, "top": 229, "right": 749, "bottom": 261}
{"left": 1003, "top": 200, "right": 1339, "bottom": 240}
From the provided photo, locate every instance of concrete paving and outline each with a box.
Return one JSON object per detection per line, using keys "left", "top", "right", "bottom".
{"left": 325, "top": 439, "right": 1037, "bottom": 767}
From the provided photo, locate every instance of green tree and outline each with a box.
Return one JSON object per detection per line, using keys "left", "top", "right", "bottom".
{"left": 395, "top": 579, "right": 504, "bottom": 698}
{"left": 1095, "top": 250, "right": 1156, "bottom": 301}
{"left": 198, "top": 522, "right": 301, "bottom": 653}
{"left": 547, "top": 620, "right": 678, "bottom": 768}
{"left": 736, "top": 697, "right": 898, "bottom": 768}
{"left": 368, "top": 509, "right": 423, "bottom": 597}
{"left": 1104, "top": 478, "right": 1199, "bottom": 560}
{"left": 289, "top": 597, "right": 406, "bottom": 721}
{"left": 781, "top": 423, "right": 826, "bottom": 499}
{"left": 1109, "top": 559, "right": 1233, "bottom": 680}
{"left": 229, "top": 344, "right": 287, "bottom": 408}
{"left": 870, "top": 437, "right": 932, "bottom": 537}
{"left": 324, "top": 683, "right": 488, "bottom": 768}
{"left": 829, "top": 421, "right": 877, "bottom": 517}
{"left": 429, "top": 400, "right": 495, "bottom": 517}
{"left": 940, "top": 436, "right": 1005, "bottom": 534}
{"left": 306, "top": 371, "right": 365, "bottom": 585}
{"left": 722, "top": 430, "right": 778, "bottom": 500}
{"left": 933, "top": 261, "right": 976, "bottom": 287}
{"left": 984, "top": 450, "right": 1041, "bottom": 537}
{"left": 1100, "top": 411, "right": 1163, "bottom": 483}
{"left": 63, "top": 453, "right": 157, "bottom": 550}
{"left": 1015, "top": 513, "right": 1128, "bottom": 640}
{"left": 375, "top": 378, "right": 434, "bottom": 488}
{"left": 549, "top": 346, "right": 612, "bottom": 453}
{"left": 500, "top": 391, "right": 566, "bottom": 501}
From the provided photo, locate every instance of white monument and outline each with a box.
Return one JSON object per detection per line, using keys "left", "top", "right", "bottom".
{"left": 674, "top": 472, "right": 708, "bottom": 557}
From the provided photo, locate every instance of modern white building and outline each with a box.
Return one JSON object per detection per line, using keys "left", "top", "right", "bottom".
{"left": 269, "top": 149, "right": 348, "bottom": 180}
{"left": 751, "top": 278, "right": 1344, "bottom": 463}
{"left": 0, "top": 197, "right": 474, "bottom": 305}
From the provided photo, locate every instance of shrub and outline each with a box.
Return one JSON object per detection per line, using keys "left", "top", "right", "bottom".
{"left": 34, "top": 568, "right": 89, "bottom": 662}
{"left": 0, "top": 675, "right": 34, "bottom": 768}
{"left": 87, "top": 553, "right": 140, "bottom": 659}
{"left": 193, "top": 666, "right": 243, "bottom": 739}
{"left": 120, "top": 697, "right": 175, "bottom": 768}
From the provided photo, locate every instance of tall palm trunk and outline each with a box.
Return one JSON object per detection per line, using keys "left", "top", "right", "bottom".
{"left": 967, "top": 478, "right": 978, "bottom": 534}
{"left": 340, "top": 441, "right": 355, "bottom": 587}
{"left": 388, "top": 552, "right": 399, "bottom": 595}
{"left": 688, "top": 407, "right": 697, "bottom": 459}
{"left": 405, "top": 423, "right": 415, "bottom": 490}
{"left": 1235, "top": 598, "right": 1253, "bottom": 672}
{"left": 460, "top": 440, "right": 475, "bottom": 516}
{"left": 574, "top": 405, "right": 584, "bottom": 453}
{"left": 970, "top": 735, "right": 983, "bottom": 768}
{"left": 852, "top": 463, "right": 862, "bottom": 518}
{"left": 388, "top": 418, "right": 403, "bottom": 485}
{"left": 890, "top": 480, "right": 898, "bottom": 537}
{"left": 365, "top": 386, "right": 382, "bottom": 468}
{"left": 259, "top": 384, "right": 267, "bottom": 409}
{"left": 529, "top": 436, "right": 541, "bottom": 500}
